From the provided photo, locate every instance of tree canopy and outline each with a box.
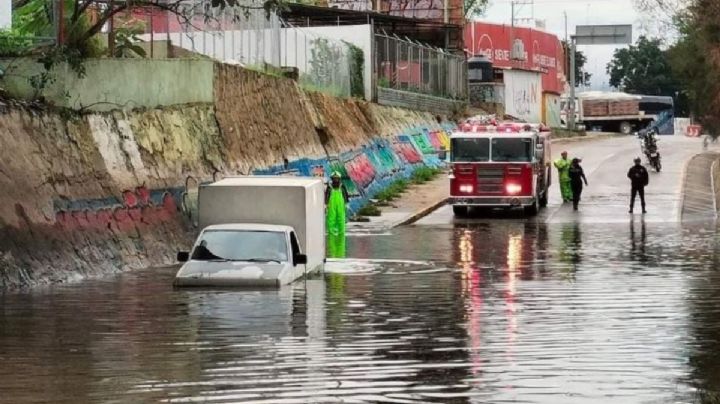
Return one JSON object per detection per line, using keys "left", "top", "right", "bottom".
{"left": 629, "top": 0, "right": 720, "bottom": 131}
{"left": 562, "top": 40, "right": 591, "bottom": 88}
{"left": 606, "top": 36, "right": 678, "bottom": 96}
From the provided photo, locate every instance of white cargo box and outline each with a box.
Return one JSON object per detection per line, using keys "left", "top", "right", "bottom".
{"left": 198, "top": 176, "right": 326, "bottom": 274}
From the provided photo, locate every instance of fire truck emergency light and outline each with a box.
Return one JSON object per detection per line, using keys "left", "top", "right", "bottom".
{"left": 506, "top": 183, "right": 522, "bottom": 195}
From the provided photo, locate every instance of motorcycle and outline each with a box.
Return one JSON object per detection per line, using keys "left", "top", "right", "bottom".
{"left": 646, "top": 145, "right": 661, "bottom": 172}
{"left": 637, "top": 129, "right": 662, "bottom": 172}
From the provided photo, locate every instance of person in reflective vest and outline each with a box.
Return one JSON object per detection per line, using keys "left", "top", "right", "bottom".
{"left": 554, "top": 151, "right": 572, "bottom": 203}
{"left": 325, "top": 171, "right": 349, "bottom": 236}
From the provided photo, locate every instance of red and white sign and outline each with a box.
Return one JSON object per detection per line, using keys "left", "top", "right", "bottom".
{"left": 687, "top": 125, "right": 702, "bottom": 137}
{"left": 465, "top": 22, "right": 567, "bottom": 95}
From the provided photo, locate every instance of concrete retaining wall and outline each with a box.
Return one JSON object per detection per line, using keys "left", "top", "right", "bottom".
{"left": 377, "top": 87, "right": 466, "bottom": 116}
{"left": 0, "top": 58, "right": 214, "bottom": 111}
{"left": 0, "top": 65, "right": 454, "bottom": 289}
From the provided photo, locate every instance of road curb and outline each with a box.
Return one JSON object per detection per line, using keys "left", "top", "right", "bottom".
{"left": 677, "top": 152, "right": 697, "bottom": 222}
{"left": 395, "top": 197, "right": 449, "bottom": 227}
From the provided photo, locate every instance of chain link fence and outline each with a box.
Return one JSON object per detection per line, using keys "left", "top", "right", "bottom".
{"left": 374, "top": 31, "right": 467, "bottom": 101}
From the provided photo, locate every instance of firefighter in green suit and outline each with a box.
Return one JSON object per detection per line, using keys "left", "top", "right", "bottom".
{"left": 554, "top": 151, "right": 573, "bottom": 203}
{"left": 325, "top": 171, "right": 349, "bottom": 237}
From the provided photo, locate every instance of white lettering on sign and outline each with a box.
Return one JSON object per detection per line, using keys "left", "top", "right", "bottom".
{"left": 533, "top": 54, "right": 556, "bottom": 69}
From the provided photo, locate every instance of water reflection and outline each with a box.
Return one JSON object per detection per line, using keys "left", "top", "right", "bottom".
{"left": 629, "top": 217, "right": 647, "bottom": 262}
{"left": 327, "top": 232, "right": 346, "bottom": 259}
{"left": 0, "top": 223, "right": 719, "bottom": 402}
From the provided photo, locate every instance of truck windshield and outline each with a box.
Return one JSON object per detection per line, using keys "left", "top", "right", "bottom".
{"left": 452, "top": 138, "right": 490, "bottom": 162}
{"left": 191, "top": 230, "right": 288, "bottom": 262}
{"left": 491, "top": 138, "right": 533, "bottom": 162}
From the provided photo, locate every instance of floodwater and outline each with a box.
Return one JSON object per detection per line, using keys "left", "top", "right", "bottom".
{"left": 2, "top": 221, "right": 720, "bottom": 403}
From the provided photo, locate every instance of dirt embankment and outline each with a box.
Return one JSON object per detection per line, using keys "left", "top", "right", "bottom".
{"left": 0, "top": 67, "right": 448, "bottom": 289}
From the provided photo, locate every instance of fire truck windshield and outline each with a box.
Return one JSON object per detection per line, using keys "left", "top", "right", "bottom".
{"left": 451, "top": 138, "right": 490, "bottom": 162}
{"left": 491, "top": 138, "right": 533, "bottom": 162}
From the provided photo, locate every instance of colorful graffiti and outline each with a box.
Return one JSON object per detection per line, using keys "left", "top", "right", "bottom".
{"left": 344, "top": 152, "right": 377, "bottom": 190}
{"left": 393, "top": 135, "right": 424, "bottom": 164}
{"left": 327, "top": 159, "right": 361, "bottom": 198}
{"left": 428, "top": 130, "right": 451, "bottom": 151}
{"left": 53, "top": 186, "right": 182, "bottom": 232}
{"left": 252, "top": 124, "right": 456, "bottom": 215}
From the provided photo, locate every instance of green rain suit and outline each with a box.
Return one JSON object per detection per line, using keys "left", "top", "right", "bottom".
{"left": 325, "top": 177, "right": 349, "bottom": 237}
{"left": 554, "top": 157, "right": 572, "bottom": 202}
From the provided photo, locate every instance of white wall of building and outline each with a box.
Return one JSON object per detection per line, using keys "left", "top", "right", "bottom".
{"left": 504, "top": 69, "right": 543, "bottom": 123}
{"left": 143, "top": 24, "right": 374, "bottom": 100}
{"left": 0, "top": 0, "right": 11, "bottom": 29}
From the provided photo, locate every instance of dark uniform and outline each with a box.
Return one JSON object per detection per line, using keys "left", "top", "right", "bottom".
{"left": 627, "top": 162, "right": 649, "bottom": 213}
{"left": 568, "top": 160, "right": 588, "bottom": 211}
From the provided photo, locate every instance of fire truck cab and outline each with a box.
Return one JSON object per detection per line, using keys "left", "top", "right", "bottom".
{"left": 449, "top": 122, "right": 552, "bottom": 216}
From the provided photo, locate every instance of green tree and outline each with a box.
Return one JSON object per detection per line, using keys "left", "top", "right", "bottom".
{"left": 562, "top": 40, "right": 591, "bottom": 87}
{"left": 606, "top": 36, "right": 678, "bottom": 96}
{"left": 464, "top": 0, "right": 489, "bottom": 18}
{"left": 6, "top": 0, "right": 284, "bottom": 57}
{"left": 667, "top": 0, "right": 720, "bottom": 132}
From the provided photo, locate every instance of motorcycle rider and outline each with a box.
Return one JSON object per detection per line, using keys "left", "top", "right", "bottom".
{"left": 639, "top": 128, "right": 661, "bottom": 171}
{"left": 627, "top": 157, "right": 649, "bottom": 214}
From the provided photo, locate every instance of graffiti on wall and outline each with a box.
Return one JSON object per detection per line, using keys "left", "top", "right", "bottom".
{"left": 428, "top": 130, "right": 451, "bottom": 151}
{"left": 251, "top": 125, "right": 456, "bottom": 215}
{"left": 505, "top": 70, "right": 542, "bottom": 123}
{"left": 328, "top": 0, "right": 371, "bottom": 10}
{"left": 387, "top": 0, "right": 443, "bottom": 19}
{"left": 327, "top": 159, "right": 361, "bottom": 198}
{"left": 53, "top": 186, "right": 182, "bottom": 232}
{"left": 393, "top": 135, "right": 424, "bottom": 164}
{"left": 343, "top": 152, "right": 377, "bottom": 191}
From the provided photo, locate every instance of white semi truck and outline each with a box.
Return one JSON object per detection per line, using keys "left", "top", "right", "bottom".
{"left": 174, "top": 176, "right": 325, "bottom": 287}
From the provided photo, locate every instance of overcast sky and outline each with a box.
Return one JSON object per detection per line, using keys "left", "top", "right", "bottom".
{"left": 474, "top": 0, "right": 651, "bottom": 91}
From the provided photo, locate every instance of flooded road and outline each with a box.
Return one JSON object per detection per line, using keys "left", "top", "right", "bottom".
{"left": 2, "top": 220, "right": 720, "bottom": 403}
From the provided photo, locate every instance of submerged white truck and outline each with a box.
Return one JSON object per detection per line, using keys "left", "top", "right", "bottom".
{"left": 174, "top": 176, "right": 325, "bottom": 287}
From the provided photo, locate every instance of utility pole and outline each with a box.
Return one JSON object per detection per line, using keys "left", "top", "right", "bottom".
{"left": 564, "top": 11, "right": 569, "bottom": 87}
{"left": 568, "top": 36, "right": 576, "bottom": 130}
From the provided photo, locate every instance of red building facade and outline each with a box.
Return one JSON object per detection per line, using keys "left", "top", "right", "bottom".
{"left": 465, "top": 22, "right": 567, "bottom": 95}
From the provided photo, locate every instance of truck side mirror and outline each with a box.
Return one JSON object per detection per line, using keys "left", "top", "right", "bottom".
{"left": 177, "top": 251, "right": 190, "bottom": 262}
{"left": 294, "top": 254, "right": 308, "bottom": 266}
{"left": 438, "top": 149, "right": 447, "bottom": 160}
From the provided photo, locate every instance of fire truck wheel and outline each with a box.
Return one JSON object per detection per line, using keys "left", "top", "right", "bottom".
{"left": 453, "top": 206, "right": 469, "bottom": 217}
{"left": 524, "top": 202, "right": 539, "bottom": 216}
{"left": 539, "top": 192, "right": 548, "bottom": 208}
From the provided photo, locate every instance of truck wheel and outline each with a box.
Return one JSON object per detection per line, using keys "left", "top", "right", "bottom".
{"left": 539, "top": 191, "right": 548, "bottom": 208}
{"left": 538, "top": 179, "right": 548, "bottom": 208}
{"left": 453, "top": 206, "right": 469, "bottom": 217}
{"left": 620, "top": 121, "right": 633, "bottom": 135}
{"left": 524, "top": 201, "right": 539, "bottom": 216}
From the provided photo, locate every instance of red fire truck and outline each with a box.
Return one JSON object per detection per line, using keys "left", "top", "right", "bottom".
{"left": 449, "top": 121, "right": 552, "bottom": 216}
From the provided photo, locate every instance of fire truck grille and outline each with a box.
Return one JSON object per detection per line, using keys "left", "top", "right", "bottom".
{"left": 477, "top": 169, "right": 505, "bottom": 193}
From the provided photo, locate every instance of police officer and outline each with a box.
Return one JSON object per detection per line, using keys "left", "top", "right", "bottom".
{"left": 627, "top": 157, "right": 649, "bottom": 214}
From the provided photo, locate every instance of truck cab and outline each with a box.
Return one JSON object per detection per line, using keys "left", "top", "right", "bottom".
{"left": 449, "top": 123, "right": 551, "bottom": 216}
{"left": 175, "top": 224, "right": 308, "bottom": 287}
